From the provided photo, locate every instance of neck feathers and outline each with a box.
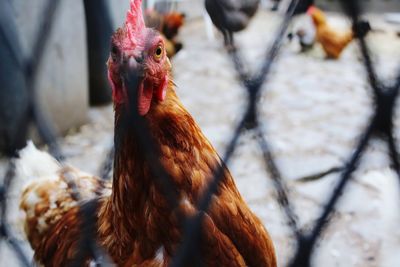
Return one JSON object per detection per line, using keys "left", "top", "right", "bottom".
{"left": 100, "top": 82, "right": 222, "bottom": 262}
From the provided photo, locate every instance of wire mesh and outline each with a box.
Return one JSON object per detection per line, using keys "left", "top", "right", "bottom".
{"left": 1, "top": 0, "right": 400, "bottom": 266}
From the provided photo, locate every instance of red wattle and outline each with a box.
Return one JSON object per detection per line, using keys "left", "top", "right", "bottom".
{"left": 137, "top": 83, "right": 153, "bottom": 116}
{"left": 155, "top": 76, "right": 168, "bottom": 102}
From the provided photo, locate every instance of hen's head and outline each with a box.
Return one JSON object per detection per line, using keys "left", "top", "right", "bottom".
{"left": 307, "top": 6, "right": 326, "bottom": 26}
{"left": 108, "top": 0, "right": 171, "bottom": 116}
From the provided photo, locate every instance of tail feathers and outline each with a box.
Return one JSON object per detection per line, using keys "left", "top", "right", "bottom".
{"left": 6, "top": 142, "right": 61, "bottom": 245}
{"left": 16, "top": 141, "right": 61, "bottom": 182}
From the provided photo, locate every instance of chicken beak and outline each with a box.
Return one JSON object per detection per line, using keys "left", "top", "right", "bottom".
{"left": 122, "top": 56, "right": 145, "bottom": 115}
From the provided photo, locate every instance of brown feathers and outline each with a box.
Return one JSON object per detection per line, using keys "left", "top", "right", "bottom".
{"left": 19, "top": 166, "right": 110, "bottom": 251}
{"left": 19, "top": 84, "right": 276, "bottom": 266}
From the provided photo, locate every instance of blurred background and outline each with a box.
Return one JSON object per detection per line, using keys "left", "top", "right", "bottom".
{"left": 1, "top": 0, "right": 400, "bottom": 266}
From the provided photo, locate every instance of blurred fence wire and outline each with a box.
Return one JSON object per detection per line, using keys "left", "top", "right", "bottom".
{"left": 1, "top": 0, "right": 400, "bottom": 266}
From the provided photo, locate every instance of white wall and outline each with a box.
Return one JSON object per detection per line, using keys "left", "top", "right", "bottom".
{"left": 12, "top": 0, "right": 89, "bottom": 135}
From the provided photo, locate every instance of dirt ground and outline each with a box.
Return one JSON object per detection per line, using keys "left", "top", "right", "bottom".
{"left": 2, "top": 9, "right": 400, "bottom": 266}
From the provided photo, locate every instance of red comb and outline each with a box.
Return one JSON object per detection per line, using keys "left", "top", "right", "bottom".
{"left": 125, "top": 0, "right": 145, "bottom": 48}
{"left": 307, "top": 5, "right": 316, "bottom": 15}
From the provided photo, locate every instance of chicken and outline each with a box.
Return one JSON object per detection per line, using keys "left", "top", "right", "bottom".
{"left": 205, "top": 0, "right": 259, "bottom": 45}
{"left": 144, "top": 9, "right": 185, "bottom": 58}
{"left": 296, "top": 28, "right": 315, "bottom": 52}
{"left": 17, "top": 142, "right": 112, "bottom": 265}
{"left": 162, "top": 12, "right": 185, "bottom": 40}
{"left": 17, "top": 0, "right": 277, "bottom": 266}
{"left": 274, "top": 0, "right": 314, "bottom": 15}
{"left": 308, "top": 6, "right": 370, "bottom": 59}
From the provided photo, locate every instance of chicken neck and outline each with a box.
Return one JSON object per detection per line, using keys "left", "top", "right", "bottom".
{"left": 98, "top": 84, "right": 220, "bottom": 263}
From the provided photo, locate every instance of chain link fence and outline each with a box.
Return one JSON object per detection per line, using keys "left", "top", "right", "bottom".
{"left": 1, "top": 0, "right": 400, "bottom": 266}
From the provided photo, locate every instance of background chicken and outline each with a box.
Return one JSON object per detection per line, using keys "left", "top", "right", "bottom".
{"left": 144, "top": 9, "right": 185, "bottom": 58}
{"left": 17, "top": 0, "right": 276, "bottom": 266}
{"left": 308, "top": 6, "right": 371, "bottom": 59}
{"left": 296, "top": 28, "right": 315, "bottom": 52}
{"left": 17, "top": 142, "right": 111, "bottom": 265}
{"left": 205, "top": 0, "right": 260, "bottom": 45}
{"left": 272, "top": 0, "right": 314, "bottom": 15}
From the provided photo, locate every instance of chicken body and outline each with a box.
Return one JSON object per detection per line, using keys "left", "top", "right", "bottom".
{"left": 17, "top": 0, "right": 276, "bottom": 266}
{"left": 296, "top": 28, "right": 315, "bottom": 52}
{"left": 273, "top": 0, "right": 314, "bottom": 15}
{"left": 205, "top": 0, "right": 259, "bottom": 45}
{"left": 18, "top": 81, "right": 276, "bottom": 267}
{"left": 308, "top": 7, "right": 353, "bottom": 59}
{"left": 18, "top": 87, "right": 276, "bottom": 267}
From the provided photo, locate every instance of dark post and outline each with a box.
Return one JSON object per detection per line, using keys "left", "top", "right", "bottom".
{"left": 83, "top": 0, "right": 114, "bottom": 105}
{"left": 0, "top": 1, "right": 30, "bottom": 156}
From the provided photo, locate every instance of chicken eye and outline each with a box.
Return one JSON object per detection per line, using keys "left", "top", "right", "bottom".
{"left": 154, "top": 45, "right": 163, "bottom": 60}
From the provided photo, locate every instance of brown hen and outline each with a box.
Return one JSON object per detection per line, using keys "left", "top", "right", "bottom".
{"left": 308, "top": 6, "right": 353, "bottom": 59}
{"left": 17, "top": 0, "right": 276, "bottom": 266}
